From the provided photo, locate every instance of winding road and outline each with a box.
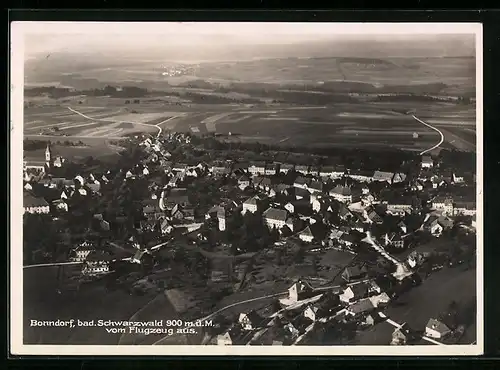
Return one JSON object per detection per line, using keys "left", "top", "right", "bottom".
{"left": 67, "top": 107, "right": 163, "bottom": 138}
{"left": 412, "top": 114, "right": 445, "bottom": 155}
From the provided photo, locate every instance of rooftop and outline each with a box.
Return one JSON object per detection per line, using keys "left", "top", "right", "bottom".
{"left": 23, "top": 191, "right": 49, "bottom": 208}
{"left": 263, "top": 207, "right": 288, "bottom": 222}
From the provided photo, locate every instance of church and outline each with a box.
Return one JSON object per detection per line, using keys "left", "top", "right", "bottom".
{"left": 23, "top": 142, "right": 65, "bottom": 179}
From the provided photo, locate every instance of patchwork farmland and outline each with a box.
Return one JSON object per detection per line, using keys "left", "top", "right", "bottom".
{"left": 24, "top": 98, "right": 476, "bottom": 154}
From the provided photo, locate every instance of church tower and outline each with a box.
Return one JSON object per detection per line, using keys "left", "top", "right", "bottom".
{"left": 45, "top": 143, "right": 52, "bottom": 165}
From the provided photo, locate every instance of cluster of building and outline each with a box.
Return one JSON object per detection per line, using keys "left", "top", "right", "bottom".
{"left": 22, "top": 133, "right": 476, "bottom": 343}
{"left": 215, "top": 277, "right": 454, "bottom": 346}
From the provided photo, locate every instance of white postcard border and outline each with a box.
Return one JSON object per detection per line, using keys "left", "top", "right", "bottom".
{"left": 10, "top": 21, "right": 484, "bottom": 356}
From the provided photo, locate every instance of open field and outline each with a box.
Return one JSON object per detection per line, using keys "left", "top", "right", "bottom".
{"left": 23, "top": 267, "right": 155, "bottom": 345}
{"left": 354, "top": 267, "right": 476, "bottom": 345}
{"left": 23, "top": 86, "right": 476, "bottom": 152}
{"left": 387, "top": 267, "right": 476, "bottom": 335}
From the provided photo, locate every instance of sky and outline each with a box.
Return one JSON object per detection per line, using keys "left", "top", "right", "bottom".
{"left": 16, "top": 22, "right": 480, "bottom": 57}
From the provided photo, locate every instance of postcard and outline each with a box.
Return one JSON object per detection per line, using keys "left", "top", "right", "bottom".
{"left": 10, "top": 21, "right": 483, "bottom": 356}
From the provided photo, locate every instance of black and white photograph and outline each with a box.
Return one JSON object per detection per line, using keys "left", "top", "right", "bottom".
{"left": 10, "top": 22, "right": 483, "bottom": 356}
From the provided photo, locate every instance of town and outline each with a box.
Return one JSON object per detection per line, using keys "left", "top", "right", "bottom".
{"left": 23, "top": 128, "right": 477, "bottom": 346}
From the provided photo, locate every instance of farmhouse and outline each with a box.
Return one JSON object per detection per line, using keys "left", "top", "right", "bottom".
{"left": 217, "top": 325, "right": 245, "bottom": 346}
{"left": 238, "top": 311, "right": 267, "bottom": 331}
{"left": 421, "top": 156, "right": 434, "bottom": 168}
{"left": 248, "top": 161, "right": 266, "bottom": 176}
{"left": 329, "top": 185, "right": 360, "bottom": 204}
{"left": 263, "top": 207, "right": 288, "bottom": 229}
{"left": 70, "top": 241, "right": 95, "bottom": 262}
{"left": 242, "top": 195, "right": 267, "bottom": 215}
{"left": 23, "top": 192, "right": 50, "bottom": 214}
{"left": 432, "top": 196, "right": 454, "bottom": 215}
{"left": 345, "top": 298, "right": 375, "bottom": 317}
{"left": 453, "top": 201, "right": 476, "bottom": 216}
{"left": 308, "top": 180, "right": 325, "bottom": 194}
{"left": 341, "top": 265, "right": 368, "bottom": 284}
{"left": 279, "top": 163, "right": 295, "bottom": 174}
{"left": 391, "top": 323, "right": 415, "bottom": 345}
{"left": 425, "top": 318, "right": 451, "bottom": 339}
{"left": 295, "top": 165, "right": 310, "bottom": 175}
{"left": 298, "top": 223, "right": 328, "bottom": 243}
{"left": 265, "top": 162, "right": 279, "bottom": 176}
{"left": 293, "top": 176, "right": 312, "bottom": 190}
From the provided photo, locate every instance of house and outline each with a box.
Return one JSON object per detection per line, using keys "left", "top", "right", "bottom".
{"left": 372, "top": 171, "right": 395, "bottom": 183}
{"left": 453, "top": 201, "right": 476, "bottom": 216}
{"left": 279, "top": 163, "right": 295, "bottom": 174}
{"left": 338, "top": 232, "right": 360, "bottom": 248}
{"left": 364, "top": 313, "right": 383, "bottom": 327}
{"left": 242, "top": 195, "right": 266, "bottom": 215}
{"left": 303, "top": 305, "right": 320, "bottom": 322}
{"left": 339, "top": 282, "right": 370, "bottom": 303}
{"left": 237, "top": 174, "right": 251, "bottom": 189}
{"left": 282, "top": 280, "right": 315, "bottom": 304}
{"left": 131, "top": 250, "right": 147, "bottom": 264}
{"left": 160, "top": 219, "right": 174, "bottom": 235}
{"left": 383, "top": 232, "right": 406, "bottom": 249}
{"left": 307, "top": 181, "right": 324, "bottom": 195}
{"left": 248, "top": 161, "right": 266, "bottom": 176}
{"left": 369, "top": 292, "right": 391, "bottom": 308}
{"left": 432, "top": 197, "right": 454, "bottom": 215}
{"left": 210, "top": 161, "right": 232, "bottom": 176}
{"left": 52, "top": 199, "right": 68, "bottom": 212}
{"left": 392, "top": 172, "right": 407, "bottom": 184}
{"left": 311, "top": 197, "right": 337, "bottom": 214}
{"left": 427, "top": 216, "right": 454, "bottom": 236}
{"left": 82, "top": 260, "right": 110, "bottom": 276}
{"left": 143, "top": 204, "right": 164, "bottom": 220}
{"left": 295, "top": 165, "right": 309, "bottom": 175}
{"left": 293, "top": 176, "right": 311, "bottom": 190}
{"left": 160, "top": 188, "right": 190, "bottom": 211}
{"left": 391, "top": 323, "right": 415, "bottom": 345}
{"left": 23, "top": 192, "right": 50, "bottom": 214}
{"left": 252, "top": 176, "right": 264, "bottom": 189}
{"left": 238, "top": 311, "right": 267, "bottom": 331}
{"left": 294, "top": 187, "right": 311, "bottom": 201}
{"left": 265, "top": 162, "right": 278, "bottom": 176}
{"left": 82, "top": 252, "right": 112, "bottom": 275}
{"left": 71, "top": 241, "right": 95, "bottom": 262}
{"left": 318, "top": 165, "right": 336, "bottom": 178}
{"left": 217, "top": 325, "right": 244, "bottom": 345}
{"left": 329, "top": 185, "right": 361, "bottom": 204}
{"left": 421, "top": 155, "right": 434, "bottom": 168}
{"left": 348, "top": 169, "right": 373, "bottom": 183}
{"left": 284, "top": 216, "right": 303, "bottom": 233}
{"left": 364, "top": 208, "right": 384, "bottom": 224}
{"left": 425, "top": 318, "right": 451, "bottom": 339}
{"left": 338, "top": 204, "right": 354, "bottom": 221}
{"left": 452, "top": 172, "right": 465, "bottom": 184}
{"left": 385, "top": 197, "right": 416, "bottom": 215}
{"left": 263, "top": 207, "right": 288, "bottom": 229}
{"left": 298, "top": 223, "right": 327, "bottom": 243}
{"left": 341, "top": 265, "right": 367, "bottom": 283}
{"left": 345, "top": 298, "right": 375, "bottom": 317}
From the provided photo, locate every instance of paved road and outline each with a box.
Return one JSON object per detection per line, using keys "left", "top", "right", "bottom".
{"left": 67, "top": 107, "right": 163, "bottom": 138}
{"left": 412, "top": 115, "right": 445, "bottom": 155}
{"left": 23, "top": 261, "right": 83, "bottom": 269}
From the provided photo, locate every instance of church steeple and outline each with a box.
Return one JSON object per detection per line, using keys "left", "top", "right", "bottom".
{"left": 45, "top": 142, "right": 52, "bottom": 163}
